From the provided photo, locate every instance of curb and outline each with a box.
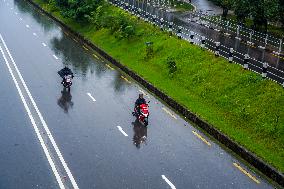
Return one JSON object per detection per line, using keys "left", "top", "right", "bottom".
{"left": 26, "top": 0, "right": 284, "bottom": 187}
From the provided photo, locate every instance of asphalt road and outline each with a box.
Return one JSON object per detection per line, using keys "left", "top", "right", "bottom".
{"left": 0, "top": 0, "right": 280, "bottom": 188}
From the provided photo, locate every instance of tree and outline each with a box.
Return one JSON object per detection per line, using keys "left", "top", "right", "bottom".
{"left": 279, "top": 0, "right": 284, "bottom": 28}
{"left": 219, "top": 0, "right": 233, "bottom": 18}
{"left": 233, "top": 0, "right": 250, "bottom": 25}
{"left": 54, "top": 0, "right": 104, "bottom": 22}
{"left": 250, "top": 0, "right": 278, "bottom": 32}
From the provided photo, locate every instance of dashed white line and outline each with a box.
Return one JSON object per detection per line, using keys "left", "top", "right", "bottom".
{"left": 87, "top": 93, "right": 96, "bottom": 102}
{"left": 33, "top": 33, "right": 37, "bottom": 36}
{"left": 42, "top": 42, "right": 47, "bottom": 47}
{"left": 19, "top": 17, "right": 23, "bottom": 21}
{"left": 162, "top": 175, "right": 176, "bottom": 189}
{"left": 117, "top": 126, "right": 128, "bottom": 137}
{"left": 1, "top": 34, "right": 79, "bottom": 189}
{"left": 26, "top": 24, "right": 30, "bottom": 28}
{"left": 53, "top": 55, "right": 58, "bottom": 60}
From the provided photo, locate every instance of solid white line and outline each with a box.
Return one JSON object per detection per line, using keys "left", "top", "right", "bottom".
{"left": 0, "top": 44, "right": 65, "bottom": 189}
{"left": 162, "top": 175, "right": 176, "bottom": 189}
{"left": 42, "top": 42, "right": 47, "bottom": 47}
{"left": 117, "top": 126, "right": 128, "bottom": 137}
{"left": 53, "top": 55, "right": 58, "bottom": 60}
{"left": 26, "top": 24, "right": 30, "bottom": 28}
{"left": 0, "top": 34, "right": 79, "bottom": 189}
{"left": 87, "top": 93, "right": 96, "bottom": 102}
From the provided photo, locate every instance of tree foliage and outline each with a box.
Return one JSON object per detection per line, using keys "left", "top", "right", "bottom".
{"left": 48, "top": 0, "right": 137, "bottom": 39}
{"left": 211, "top": 0, "right": 284, "bottom": 31}
{"left": 53, "top": 0, "right": 104, "bottom": 22}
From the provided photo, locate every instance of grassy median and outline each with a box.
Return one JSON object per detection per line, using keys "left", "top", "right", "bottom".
{"left": 33, "top": 0, "right": 284, "bottom": 172}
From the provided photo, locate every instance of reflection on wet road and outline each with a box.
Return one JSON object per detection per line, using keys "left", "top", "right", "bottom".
{"left": 132, "top": 120, "right": 148, "bottom": 149}
{"left": 57, "top": 88, "right": 74, "bottom": 113}
{"left": 0, "top": 0, "right": 280, "bottom": 188}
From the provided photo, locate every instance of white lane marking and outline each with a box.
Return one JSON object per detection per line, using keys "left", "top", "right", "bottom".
{"left": 87, "top": 93, "right": 96, "bottom": 102}
{"left": 15, "top": 12, "right": 18, "bottom": 15}
{"left": 117, "top": 126, "right": 128, "bottom": 137}
{"left": 0, "top": 43, "right": 65, "bottom": 189}
{"left": 161, "top": 175, "right": 176, "bottom": 189}
{"left": 53, "top": 55, "right": 58, "bottom": 60}
{"left": 42, "top": 42, "right": 47, "bottom": 47}
{"left": 19, "top": 17, "right": 23, "bottom": 21}
{"left": 26, "top": 24, "right": 30, "bottom": 28}
{"left": 0, "top": 34, "right": 80, "bottom": 189}
{"left": 33, "top": 32, "right": 37, "bottom": 36}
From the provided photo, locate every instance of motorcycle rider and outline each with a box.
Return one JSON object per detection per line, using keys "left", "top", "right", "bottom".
{"left": 60, "top": 67, "right": 74, "bottom": 85}
{"left": 135, "top": 93, "right": 146, "bottom": 115}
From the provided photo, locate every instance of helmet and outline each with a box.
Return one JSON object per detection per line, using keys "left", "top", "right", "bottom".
{"left": 139, "top": 93, "right": 144, "bottom": 98}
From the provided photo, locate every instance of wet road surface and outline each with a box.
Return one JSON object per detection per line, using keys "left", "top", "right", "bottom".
{"left": 190, "top": 0, "right": 222, "bottom": 14}
{"left": 0, "top": 0, "right": 281, "bottom": 188}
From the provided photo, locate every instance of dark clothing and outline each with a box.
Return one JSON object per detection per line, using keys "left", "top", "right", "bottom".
{"left": 58, "top": 67, "right": 73, "bottom": 78}
{"left": 135, "top": 98, "right": 146, "bottom": 115}
{"left": 135, "top": 98, "right": 146, "bottom": 107}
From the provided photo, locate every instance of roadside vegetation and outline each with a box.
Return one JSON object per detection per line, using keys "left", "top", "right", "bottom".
{"left": 34, "top": 0, "right": 284, "bottom": 172}
{"left": 208, "top": 0, "right": 284, "bottom": 37}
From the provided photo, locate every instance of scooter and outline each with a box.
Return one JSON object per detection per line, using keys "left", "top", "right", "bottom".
{"left": 133, "top": 102, "right": 150, "bottom": 126}
{"left": 62, "top": 75, "right": 73, "bottom": 89}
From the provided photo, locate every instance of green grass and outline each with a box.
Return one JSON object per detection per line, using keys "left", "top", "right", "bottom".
{"left": 34, "top": 0, "right": 284, "bottom": 173}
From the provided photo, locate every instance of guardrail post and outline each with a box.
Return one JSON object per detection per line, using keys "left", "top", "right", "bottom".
{"left": 131, "top": 5, "right": 135, "bottom": 14}
{"left": 201, "top": 36, "right": 205, "bottom": 48}
{"left": 138, "top": 8, "right": 141, "bottom": 18}
{"left": 215, "top": 42, "right": 220, "bottom": 56}
{"left": 229, "top": 48, "right": 234, "bottom": 63}
{"left": 160, "top": 18, "right": 164, "bottom": 30}
{"left": 152, "top": 15, "right": 156, "bottom": 25}
{"left": 243, "top": 54, "right": 249, "bottom": 69}
{"left": 262, "top": 62, "right": 268, "bottom": 78}
{"left": 177, "top": 26, "right": 182, "bottom": 39}
{"left": 145, "top": 12, "right": 149, "bottom": 21}
{"left": 168, "top": 21, "right": 173, "bottom": 35}
{"left": 190, "top": 31, "right": 194, "bottom": 44}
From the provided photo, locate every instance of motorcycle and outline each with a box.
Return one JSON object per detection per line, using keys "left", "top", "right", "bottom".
{"left": 133, "top": 102, "right": 150, "bottom": 126}
{"left": 58, "top": 67, "right": 74, "bottom": 89}
{"left": 62, "top": 75, "right": 73, "bottom": 89}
